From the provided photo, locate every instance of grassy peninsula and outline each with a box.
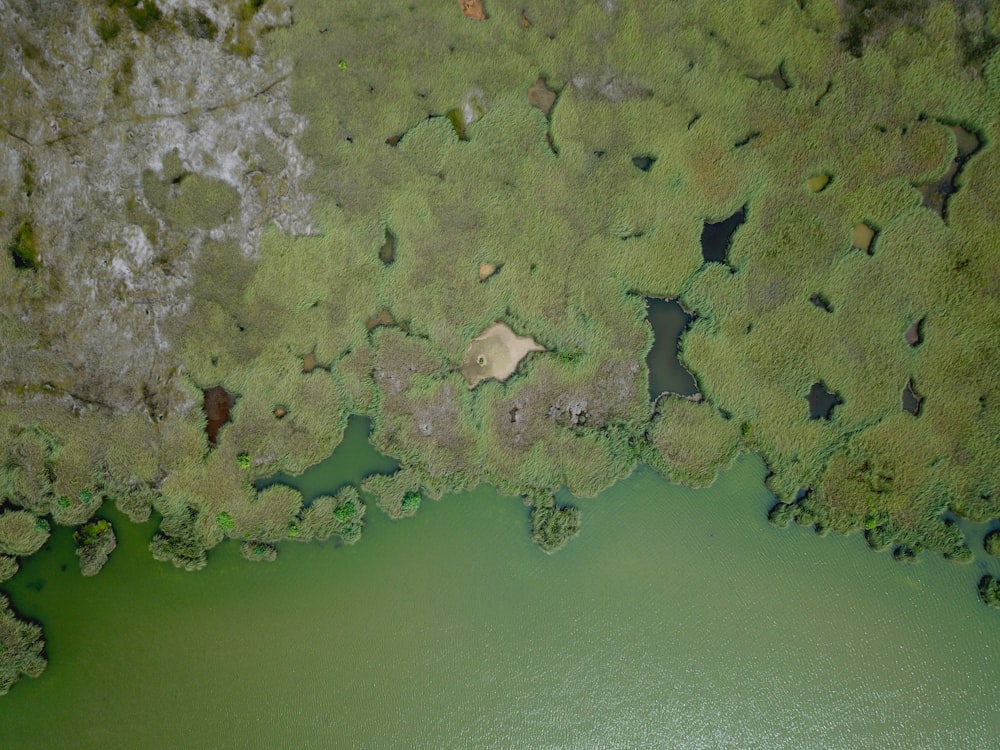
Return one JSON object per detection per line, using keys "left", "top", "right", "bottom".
{"left": 1, "top": 0, "right": 999, "bottom": 693}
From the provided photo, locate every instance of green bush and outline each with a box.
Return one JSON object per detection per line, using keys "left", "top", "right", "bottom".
{"left": 530, "top": 502, "right": 582, "bottom": 553}
{"left": 767, "top": 501, "right": 796, "bottom": 528}
{"left": 0, "top": 555, "right": 18, "bottom": 582}
{"left": 333, "top": 500, "right": 356, "bottom": 524}
{"left": 0, "top": 510, "right": 50, "bottom": 557}
{"left": 401, "top": 491, "right": 422, "bottom": 512}
{"left": 977, "top": 575, "right": 1000, "bottom": 609}
{"left": 239, "top": 541, "right": 277, "bottom": 562}
{"left": 0, "top": 593, "right": 46, "bottom": 696}
{"left": 149, "top": 509, "right": 208, "bottom": 572}
{"left": 74, "top": 519, "right": 117, "bottom": 576}
{"left": 984, "top": 530, "right": 1000, "bottom": 557}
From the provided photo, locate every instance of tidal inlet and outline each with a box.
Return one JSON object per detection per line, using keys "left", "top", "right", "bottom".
{"left": 1, "top": 1, "right": 999, "bottom": 748}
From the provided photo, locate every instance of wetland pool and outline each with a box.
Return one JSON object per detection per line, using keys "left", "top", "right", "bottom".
{"left": 2, "top": 435, "right": 999, "bottom": 748}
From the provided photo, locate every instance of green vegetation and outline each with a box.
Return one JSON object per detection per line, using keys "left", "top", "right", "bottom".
{"left": 290, "top": 486, "right": 366, "bottom": 545}
{"left": 108, "top": 0, "right": 163, "bottom": 33}
{"left": 7, "top": 223, "right": 38, "bottom": 270}
{"left": 401, "top": 492, "right": 422, "bottom": 512}
{"left": 0, "top": 511, "right": 49, "bottom": 557}
{"left": 240, "top": 540, "right": 277, "bottom": 562}
{"left": 363, "top": 468, "right": 423, "bottom": 518}
{"left": 73, "top": 519, "right": 117, "bottom": 576}
{"left": 984, "top": 529, "right": 1000, "bottom": 557}
{"left": 978, "top": 575, "right": 1000, "bottom": 610}
{"left": 0, "top": 1, "right": 997, "bottom": 702}
{"left": 530, "top": 501, "right": 582, "bottom": 554}
{"left": 0, "top": 593, "right": 45, "bottom": 696}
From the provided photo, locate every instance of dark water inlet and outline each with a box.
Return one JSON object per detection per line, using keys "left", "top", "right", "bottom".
{"left": 255, "top": 414, "right": 399, "bottom": 503}
{"left": 645, "top": 298, "right": 698, "bottom": 400}
{"left": 701, "top": 207, "right": 746, "bottom": 264}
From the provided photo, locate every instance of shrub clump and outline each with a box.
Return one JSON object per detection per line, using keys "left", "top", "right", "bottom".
{"left": 73, "top": 518, "right": 117, "bottom": 576}
{"left": 767, "top": 501, "right": 796, "bottom": 528}
{"left": 239, "top": 541, "right": 277, "bottom": 563}
{"left": 293, "top": 486, "right": 366, "bottom": 545}
{"left": 362, "top": 468, "right": 422, "bottom": 519}
{"left": 530, "top": 501, "right": 581, "bottom": 553}
{"left": 977, "top": 575, "right": 1000, "bottom": 610}
{"left": 0, "top": 555, "right": 18, "bottom": 582}
{"left": 984, "top": 530, "right": 1000, "bottom": 557}
{"left": 149, "top": 509, "right": 207, "bottom": 572}
{"left": 0, "top": 510, "right": 50, "bottom": 557}
{"left": 0, "top": 593, "right": 46, "bottom": 696}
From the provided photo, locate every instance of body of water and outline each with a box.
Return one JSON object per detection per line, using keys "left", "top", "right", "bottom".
{"left": 1, "top": 430, "right": 998, "bottom": 748}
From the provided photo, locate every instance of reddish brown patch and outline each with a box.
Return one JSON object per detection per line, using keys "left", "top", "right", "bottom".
{"left": 302, "top": 353, "right": 318, "bottom": 373}
{"left": 273, "top": 407, "right": 287, "bottom": 419}
{"left": 520, "top": 10, "right": 530, "bottom": 27}
{"left": 203, "top": 386, "right": 236, "bottom": 447}
{"left": 459, "top": 0, "right": 486, "bottom": 20}
{"left": 385, "top": 134, "right": 403, "bottom": 147}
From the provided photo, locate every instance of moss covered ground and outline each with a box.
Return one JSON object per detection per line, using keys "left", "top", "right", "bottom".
{"left": 1, "top": 0, "right": 999, "bottom": 693}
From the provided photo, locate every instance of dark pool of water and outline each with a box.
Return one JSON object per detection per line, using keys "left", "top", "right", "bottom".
{"left": 807, "top": 382, "right": 841, "bottom": 420}
{"left": 379, "top": 229, "right": 396, "bottom": 265}
{"left": 701, "top": 207, "right": 746, "bottom": 264}
{"left": 902, "top": 378, "right": 923, "bottom": 416}
{"left": 645, "top": 298, "right": 698, "bottom": 400}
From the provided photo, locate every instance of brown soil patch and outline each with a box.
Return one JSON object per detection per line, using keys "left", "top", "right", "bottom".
{"left": 459, "top": 0, "right": 486, "bottom": 21}
{"left": 203, "top": 386, "right": 236, "bottom": 446}
{"left": 302, "top": 353, "right": 318, "bottom": 373}
{"left": 460, "top": 322, "right": 545, "bottom": 388}
{"left": 527, "top": 78, "right": 557, "bottom": 116}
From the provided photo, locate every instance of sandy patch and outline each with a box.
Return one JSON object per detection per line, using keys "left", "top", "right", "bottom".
{"left": 460, "top": 322, "right": 544, "bottom": 388}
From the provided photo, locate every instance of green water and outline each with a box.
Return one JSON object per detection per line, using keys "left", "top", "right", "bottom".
{"left": 2, "top": 430, "right": 999, "bottom": 748}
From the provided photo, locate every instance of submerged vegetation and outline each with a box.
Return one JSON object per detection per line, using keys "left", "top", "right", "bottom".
{"left": 1, "top": 0, "right": 999, "bottom": 693}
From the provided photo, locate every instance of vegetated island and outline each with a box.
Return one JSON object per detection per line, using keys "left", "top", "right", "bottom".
{"left": 2, "top": 0, "right": 1000, "bottom": 693}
